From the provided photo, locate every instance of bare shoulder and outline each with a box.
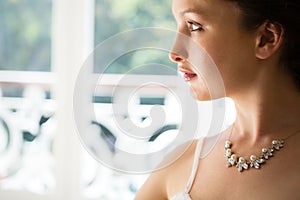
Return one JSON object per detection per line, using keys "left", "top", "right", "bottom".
{"left": 135, "top": 140, "right": 198, "bottom": 200}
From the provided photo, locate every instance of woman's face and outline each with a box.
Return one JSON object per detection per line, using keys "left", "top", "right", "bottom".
{"left": 170, "top": 0, "right": 258, "bottom": 100}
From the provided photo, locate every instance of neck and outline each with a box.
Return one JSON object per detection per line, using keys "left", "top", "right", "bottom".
{"left": 230, "top": 68, "right": 300, "bottom": 144}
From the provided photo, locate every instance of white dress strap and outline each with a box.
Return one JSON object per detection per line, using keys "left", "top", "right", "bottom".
{"left": 184, "top": 138, "right": 204, "bottom": 194}
{"left": 170, "top": 138, "right": 205, "bottom": 200}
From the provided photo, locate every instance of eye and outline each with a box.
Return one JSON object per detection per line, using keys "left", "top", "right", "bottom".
{"left": 187, "top": 21, "right": 203, "bottom": 32}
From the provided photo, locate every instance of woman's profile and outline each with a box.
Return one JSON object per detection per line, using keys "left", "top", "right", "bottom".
{"left": 135, "top": 0, "right": 300, "bottom": 199}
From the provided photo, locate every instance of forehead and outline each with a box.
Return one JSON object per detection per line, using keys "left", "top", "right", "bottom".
{"left": 172, "top": 0, "right": 240, "bottom": 21}
{"left": 172, "top": 0, "right": 209, "bottom": 15}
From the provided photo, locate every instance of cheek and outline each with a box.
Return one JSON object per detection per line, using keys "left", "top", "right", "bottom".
{"left": 202, "top": 39, "right": 232, "bottom": 69}
{"left": 204, "top": 38, "right": 257, "bottom": 94}
{"left": 188, "top": 38, "right": 230, "bottom": 100}
{"left": 197, "top": 39, "right": 240, "bottom": 93}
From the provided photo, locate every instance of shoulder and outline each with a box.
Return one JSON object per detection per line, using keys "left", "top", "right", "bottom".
{"left": 135, "top": 140, "right": 198, "bottom": 200}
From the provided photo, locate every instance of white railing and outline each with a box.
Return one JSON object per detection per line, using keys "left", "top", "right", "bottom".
{"left": 0, "top": 71, "right": 183, "bottom": 200}
{"left": 0, "top": 71, "right": 57, "bottom": 200}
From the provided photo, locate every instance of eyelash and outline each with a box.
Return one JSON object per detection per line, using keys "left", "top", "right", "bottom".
{"left": 187, "top": 21, "right": 204, "bottom": 32}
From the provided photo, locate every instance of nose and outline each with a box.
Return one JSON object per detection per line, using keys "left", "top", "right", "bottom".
{"left": 169, "top": 51, "right": 184, "bottom": 63}
{"left": 169, "top": 33, "right": 187, "bottom": 63}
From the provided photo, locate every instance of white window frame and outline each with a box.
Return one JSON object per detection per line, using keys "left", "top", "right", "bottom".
{"left": 0, "top": 0, "right": 95, "bottom": 199}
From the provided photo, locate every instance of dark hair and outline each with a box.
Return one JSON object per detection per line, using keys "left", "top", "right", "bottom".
{"left": 228, "top": 0, "right": 300, "bottom": 89}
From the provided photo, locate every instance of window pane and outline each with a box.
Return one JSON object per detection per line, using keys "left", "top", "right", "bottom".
{"left": 0, "top": 0, "right": 52, "bottom": 71}
{"left": 94, "top": 0, "right": 176, "bottom": 75}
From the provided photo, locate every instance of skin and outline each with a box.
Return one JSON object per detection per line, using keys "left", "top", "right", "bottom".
{"left": 135, "top": 0, "right": 300, "bottom": 199}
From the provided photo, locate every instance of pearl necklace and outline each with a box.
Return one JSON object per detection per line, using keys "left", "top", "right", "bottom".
{"left": 225, "top": 126, "right": 300, "bottom": 172}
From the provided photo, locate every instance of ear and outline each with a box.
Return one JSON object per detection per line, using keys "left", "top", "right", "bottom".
{"left": 255, "top": 21, "right": 284, "bottom": 60}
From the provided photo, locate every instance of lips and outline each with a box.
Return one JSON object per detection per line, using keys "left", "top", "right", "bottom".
{"left": 179, "top": 68, "right": 197, "bottom": 81}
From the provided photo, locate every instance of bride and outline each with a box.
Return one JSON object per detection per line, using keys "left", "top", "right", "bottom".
{"left": 135, "top": 0, "right": 300, "bottom": 199}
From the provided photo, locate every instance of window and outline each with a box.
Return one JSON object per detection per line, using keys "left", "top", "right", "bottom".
{"left": 0, "top": 1, "right": 186, "bottom": 199}
{"left": 0, "top": 0, "right": 54, "bottom": 195}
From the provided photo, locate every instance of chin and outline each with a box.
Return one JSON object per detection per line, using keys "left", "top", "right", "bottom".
{"left": 187, "top": 76, "right": 226, "bottom": 101}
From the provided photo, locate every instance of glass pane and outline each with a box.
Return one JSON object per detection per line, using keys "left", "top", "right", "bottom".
{"left": 94, "top": 0, "right": 176, "bottom": 75}
{"left": 0, "top": 0, "right": 52, "bottom": 71}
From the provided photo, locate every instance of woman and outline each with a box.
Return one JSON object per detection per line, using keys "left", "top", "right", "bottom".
{"left": 135, "top": 0, "right": 300, "bottom": 199}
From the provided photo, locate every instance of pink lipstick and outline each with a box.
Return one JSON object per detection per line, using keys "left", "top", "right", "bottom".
{"left": 179, "top": 68, "right": 197, "bottom": 81}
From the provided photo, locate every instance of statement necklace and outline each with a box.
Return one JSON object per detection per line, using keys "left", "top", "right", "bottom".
{"left": 225, "top": 125, "right": 300, "bottom": 172}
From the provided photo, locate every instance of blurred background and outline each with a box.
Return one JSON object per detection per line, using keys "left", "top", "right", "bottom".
{"left": 0, "top": 0, "right": 236, "bottom": 199}
{"left": 0, "top": 0, "right": 179, "bottom": 199}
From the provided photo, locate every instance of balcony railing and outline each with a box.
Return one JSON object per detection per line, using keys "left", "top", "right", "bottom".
{"left": 0, "top": 70, "right": 185, "bottom": 200}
